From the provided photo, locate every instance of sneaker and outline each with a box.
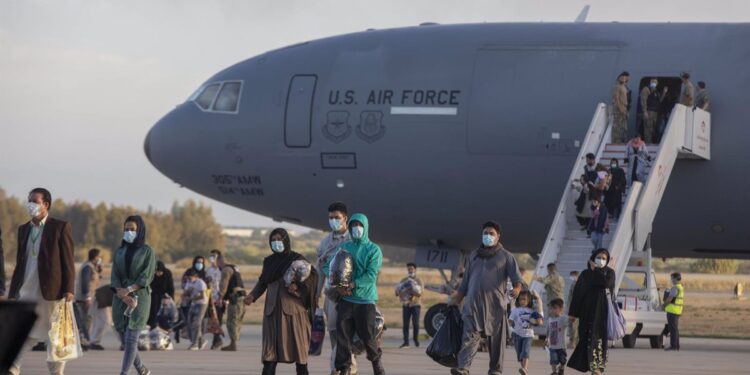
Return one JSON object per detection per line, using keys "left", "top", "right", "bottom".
{"left": 137, "top": 367, "right": 151, "bottom": 375}
{"left": 189, "top": 345, "right": 199, "bottom": 351}
{"left": 31, "top": 342, "right": 46, "bottom": 351}
{"left": 200, "top": 340, "right": 208, "bottom": 350}
{"left": 399, "top": 342, "right": 410, "bottom": 348}
{"left": 89, "top": 343, "right": 105, "bottom": 350}
{"left": 450, "top": 368, "right": 468, "bottom": 375}
{"left": 519, "top": 368, "right": 528, "bottom": 375}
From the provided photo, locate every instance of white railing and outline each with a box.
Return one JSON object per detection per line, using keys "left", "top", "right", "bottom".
{"left": 531, "top": 103, "right": 610, "bottom": 292}
{"left": 607, "top": 181, "right": 642, "bottom": 295}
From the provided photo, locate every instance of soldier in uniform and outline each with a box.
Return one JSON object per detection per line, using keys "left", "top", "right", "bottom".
{"left": 639, "top": 78, "right": 668, "bottom": 143}
{"left": 215, "top": 250, "right": 246, "bottom": 351}
{"left": 679, "top": 72, "right": 695, "bottom": 107}
{"left": 612, "top": 72, "right": 631, "bottom": 144}
{"left": 696, "top": 81, "right": 710, "bottom": 111}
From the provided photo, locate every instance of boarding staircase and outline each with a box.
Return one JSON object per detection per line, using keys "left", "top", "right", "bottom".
{"left": 531, "top": 102, "right": 711, "bottom": 345}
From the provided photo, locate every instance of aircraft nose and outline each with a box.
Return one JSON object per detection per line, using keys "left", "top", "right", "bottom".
{"left": 144, "top": 127, "right": 154, "bottom": 165}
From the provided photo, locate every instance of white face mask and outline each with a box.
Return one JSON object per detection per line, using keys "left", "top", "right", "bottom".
{"left": 329, "top": 218, "right": 342, "bottom": 232}
{"left": 351, "top": 226, "right": 364, "bottom": 239}
{"left": 570, "top": 276, "right": 577, "bottom": 282}
{"left": 26, "top": 202, "right": 42, "bottom": 218}
{"left": 95, "top": 258, "right": 103, "bottom": 266}
{"left": 271, "top": 240, "right": 285, "bottom": 253}
{"left": 408, "top": 272, "right": 416, "bottom": 278}
{"left": 210, "top": 255, "right": 217, "bottom": 263}
{"left": 123, "top": 230, "right": 137, "bottom": 244}
{"left": 482, "top": 234, "right": 496, "bottom": 247}
{"left": 595, "top": 258, "right": 607, "bottom": 268}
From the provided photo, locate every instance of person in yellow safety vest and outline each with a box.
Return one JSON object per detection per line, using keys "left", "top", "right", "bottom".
{"left": 663, "top": 272, "right": 684, "bottom": 351}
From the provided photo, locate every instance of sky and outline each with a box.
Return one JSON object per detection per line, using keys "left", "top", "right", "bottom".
{"left": 1, "top": 0, "right": 748, "bottom": 229}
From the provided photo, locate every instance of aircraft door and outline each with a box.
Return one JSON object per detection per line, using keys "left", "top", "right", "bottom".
{"left": 284, "top": 75, "right": 317, "bottom": 148}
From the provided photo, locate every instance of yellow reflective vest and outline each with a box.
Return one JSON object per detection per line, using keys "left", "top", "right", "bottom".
{"left": 665, "top": 284, "right": 684, "bottom": 315}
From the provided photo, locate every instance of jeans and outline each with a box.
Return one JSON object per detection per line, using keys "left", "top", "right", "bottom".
{"left": 549, "top": 348, "right": 567, "bottom": 365}
{"left": 667, "top": 312, "right": 680, "bottom": 349}
{"left": 512, "top": 333, "right": 532, "bottom": 362}
{"left": 120, "top": 328, "right": 145, "bottom": 375}
{"left": 188, "top": 303, "right": 208, "bottom": 347}
{"left": 335, "top": 301, "right": 382, "bottom": 371}
{"left": 591, "top": 231, "right": 604, "bottom": 250}
{"left": 402, "top": 305, "right": 421, "bottom": 342}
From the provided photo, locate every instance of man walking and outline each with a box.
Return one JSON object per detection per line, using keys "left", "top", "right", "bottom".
{"left": 8, "top": 187, "right": 77, "bottom": 375}
{"left": 74, "top": 248, "right": 102, "bottom": 349}
{"left": 331, "top": 213, "right": 384, "bottom": 375}
{"left": 451, "top": 221, "right": 523, "bottom": 375}
{"left": 317, "top": 202, "right": 357, "bottom": 375}
{"left": 216, "top": 250, "right": 246, "bottom": 351}
{"left": 664, "top": 272, "right": 684, "bottom": 351}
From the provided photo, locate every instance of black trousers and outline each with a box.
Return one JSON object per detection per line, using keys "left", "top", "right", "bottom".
{"left": 667, "top": 313, "right": 680, "bottom": 349}
{"left": 402, "top": 305, "right": 421, "bottom": 342}
{"left": 335, "top": 300, "right": 382, "bottom": 370}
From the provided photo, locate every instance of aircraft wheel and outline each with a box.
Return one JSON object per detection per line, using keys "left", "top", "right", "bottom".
{"left": 424, "top": 303, "right": 449, "bottom": 337}
{"left": 622, "top": 334, "right": 637, "bottom": 348}
{"left": 649, "top": 335, "right": 664, "bottom": 349}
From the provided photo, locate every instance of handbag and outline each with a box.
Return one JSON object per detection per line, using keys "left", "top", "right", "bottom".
{"left": 607, "top": 293, "right": 627, "bottom": 341}
{"left": 47, "top": 300, "right": 84, "bottom": 362}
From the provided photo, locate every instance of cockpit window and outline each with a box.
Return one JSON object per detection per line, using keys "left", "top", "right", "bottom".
{"left": 213, "top": 82, "right": 242, "bottom": 112}
{"left": 195, "top": 83, "right": 220, "bottom": 110}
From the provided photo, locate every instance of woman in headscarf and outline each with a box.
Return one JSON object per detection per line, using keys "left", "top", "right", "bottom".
{"left": 625, "top": 134, "right": 651, "bottom": 185}
{"left": 112, "top": 215, "right": 156, "bottom": 375}
{"left": 567, "top": 248, "right": 616, "bottom": 375}
{"left": 244, "top": 228, "right": 318, "bottom": 375}
{"left": 148, "top": 261, "right": 175, "bottom": 329}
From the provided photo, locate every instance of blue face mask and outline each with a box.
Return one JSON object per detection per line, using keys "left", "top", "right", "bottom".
{"left": 351, "top": 226, "right": 364, "bottom": 240}
{"left": 123, "top": 230, "right": 137, "bottom": 244}
{"left": 329, "top": 218, "right": 342, "bottom": 231}
{"left": 195, "top": 263, "right": 204, "bottom": 271}
{"left": 271, "top": 240, "right": 285, "bottom": 253}
{"left": 482, "top": 234, "right": 496, "bottom": 247}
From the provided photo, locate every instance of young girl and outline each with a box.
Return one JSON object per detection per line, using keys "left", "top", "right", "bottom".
{"left": 509, "top": 290, "right": 544, "bottom": 375}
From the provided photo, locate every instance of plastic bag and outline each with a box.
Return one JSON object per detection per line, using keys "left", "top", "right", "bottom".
{"left": 137, "top": 329, "right": 151, "bottom": 351}
{"left": 351, "top": 308, "right": 385, "bottom": 355}
{"left": 326, "top": 250, "right": 354, "bottom": 302}
{"left": 308, "top": 308, "right": 326, "bottom": 356}
{"left": 148, "top": 327, "right": 173, "bottom": 350}
{"left": 607, "top": 298, "right": 626, "bottom": 341}
{"left": 396, "top": 279, "right": 422, "bottom": 303}
{"left": 47, "top": 300, "right": 83, "bottom": 362}
{"left": 426, "top": 305, "right": 463, "bottom": 368}
{"left": 329, "top": 250, "right": 354, "bottom": 288}
{"left": 284, "top": 260, "right": 312, "bottom": 286}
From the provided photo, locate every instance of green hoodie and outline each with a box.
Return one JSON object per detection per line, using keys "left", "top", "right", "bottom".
{"left": 341, "top": 213, "right": 382, "bottom": 304}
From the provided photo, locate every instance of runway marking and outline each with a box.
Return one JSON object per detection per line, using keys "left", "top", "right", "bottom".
{"left": 390, "top": 106, "right": 458, "bottom": 115}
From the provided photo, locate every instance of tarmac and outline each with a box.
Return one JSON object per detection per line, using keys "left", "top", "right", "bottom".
{"left": 13, "top": 325, "right": 749, "bottom": 374}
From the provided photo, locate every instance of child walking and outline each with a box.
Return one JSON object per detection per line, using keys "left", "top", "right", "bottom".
{"left": 509, "top": 290, "right": 544, "bottom": 375}
{"left": 546, "top": 298, "right": 569, "bottom": 375}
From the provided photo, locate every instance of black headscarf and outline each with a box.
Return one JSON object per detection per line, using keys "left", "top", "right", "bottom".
{"left": 121, "top": 215, "right": 146, "bottom": 250}
{"left": 121, "top": 215, "right": 146, "bottom": 276}
{"left": 258, "top": 228, "right": 304, "bottom": 285}
{"left": 590, "top": 248, "right": 611, "bottom": 267}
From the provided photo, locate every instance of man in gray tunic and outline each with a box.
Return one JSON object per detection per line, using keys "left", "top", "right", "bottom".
{"left": 317, "top": 201, "right": 357, "bottom": 375}
{"left": 451, "top": 221, "right": 523, "bottom": 375}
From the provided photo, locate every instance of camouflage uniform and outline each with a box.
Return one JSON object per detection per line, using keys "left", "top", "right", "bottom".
{"left": 612, "top": 82, "right": 629, "bottom": 143}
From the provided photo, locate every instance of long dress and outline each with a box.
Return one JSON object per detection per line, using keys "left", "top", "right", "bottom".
{"left": 567, "top": 266, "right": 615, "bottom": 373}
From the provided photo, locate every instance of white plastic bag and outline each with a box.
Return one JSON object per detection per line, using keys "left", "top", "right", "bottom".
{"left": 47, "top": 300, "right": 83, "bottom": 362}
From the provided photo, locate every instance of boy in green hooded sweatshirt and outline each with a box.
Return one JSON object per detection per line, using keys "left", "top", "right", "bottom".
{"left": 328, "top": 213, "right": 385, "bottom": 375}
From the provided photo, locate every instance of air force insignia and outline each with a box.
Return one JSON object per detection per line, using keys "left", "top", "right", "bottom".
{"left": 322, "top": 110, "right": 352, "bottom": 143}
{"left": 356, "top": 111, "right": 385, "bottom": 143}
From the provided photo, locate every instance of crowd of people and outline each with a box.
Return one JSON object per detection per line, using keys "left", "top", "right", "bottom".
{"left": 1, "top": 187, "right": 688, "bottom": 375}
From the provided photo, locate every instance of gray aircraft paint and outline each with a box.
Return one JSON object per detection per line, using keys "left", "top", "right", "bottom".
{"left": 145, "top": 22, "right": 750, "bottom": 259}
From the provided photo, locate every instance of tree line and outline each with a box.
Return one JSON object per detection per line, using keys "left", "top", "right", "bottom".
{"left": 0, "top": 188, "right": 224, "bottom": 263}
